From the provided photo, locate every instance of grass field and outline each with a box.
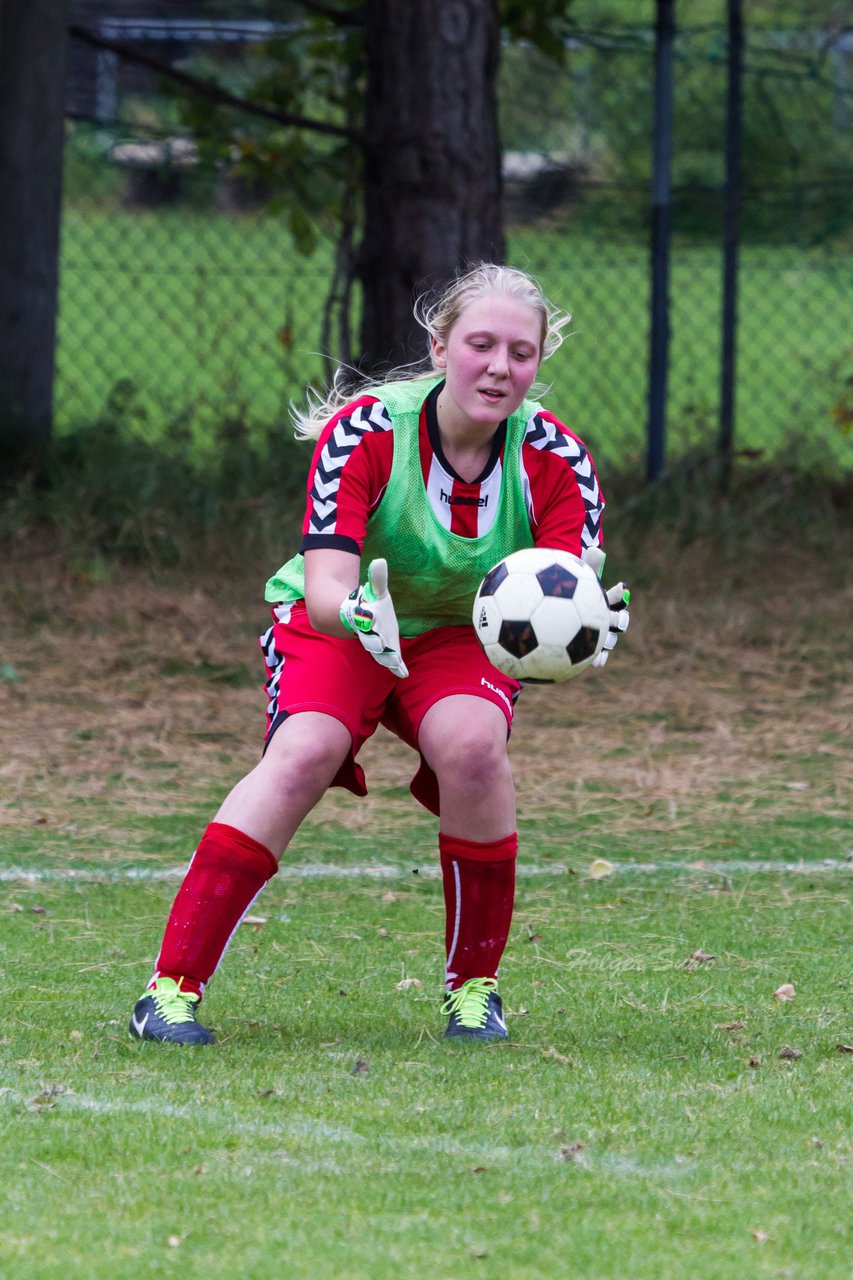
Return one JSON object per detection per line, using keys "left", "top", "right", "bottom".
{"left": 55, "top": 207, "right": 853, "bottom": 475}
{"left": 1, "top": 533, "right": 850, "bottom": 1279}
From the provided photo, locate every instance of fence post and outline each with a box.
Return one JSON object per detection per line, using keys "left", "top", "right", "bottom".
{"left": 719, "top": 0, "right": 744, "bottom": 487}
{"left": 646, "top": 0, "right": 675, "bottom": 483}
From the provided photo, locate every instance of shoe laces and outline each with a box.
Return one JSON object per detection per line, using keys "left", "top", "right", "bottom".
{"left": 149, "top": 976, "right": 201, "bottom": 1025}
{"left": 441, "top": 977, "right": 498, "bottom": 1029}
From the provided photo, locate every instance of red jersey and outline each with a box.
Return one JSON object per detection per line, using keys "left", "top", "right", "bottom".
{"left": 297, "top": 383, "right": 604, "bottom": 558}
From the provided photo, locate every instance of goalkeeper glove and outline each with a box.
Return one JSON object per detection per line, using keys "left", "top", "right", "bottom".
{"left": 583, "top": 545, "right": 630, "bottom": 669}
{"left": 340, "top": 558, "right": 409, "bottom": 679}
{"left": 593, "top": 581, "right": 631, "bottom": 667}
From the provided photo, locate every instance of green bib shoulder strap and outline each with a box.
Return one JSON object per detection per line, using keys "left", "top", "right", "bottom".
{"left": 265, "top": 378, "right": 540, "bottom": 635}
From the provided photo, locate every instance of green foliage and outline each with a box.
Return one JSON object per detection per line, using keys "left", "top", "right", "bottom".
{"left": 500, "top": 9, "right": 852, "bottom": 244}
{"left": 69, "top": 2, "right": 852, "bottom": 281}
{"left": 4, "top": 421, "right": 849, "bottom": 575}
{"left": 127, "top": 2, "right": 588, "bottom": 266}
{"left": 608, "top": 454, "right": 853, "bottom": 578}
{"left": 499, "top": 0, "right": 576, "bottom": 63}
{"left": 173, "top": 6, "right": 365, "bottom": 257}
{"left": 0, "top": 399, "right": 308, "bottom": 567}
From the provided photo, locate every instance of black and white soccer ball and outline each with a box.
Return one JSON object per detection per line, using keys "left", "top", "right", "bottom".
{"left": 473, "top": 548, "right": 609, "bottom": 683}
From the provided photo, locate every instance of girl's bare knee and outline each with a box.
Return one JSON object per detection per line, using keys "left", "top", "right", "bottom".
{"left": 266, "top": 713, "right": 349, "bottom": 773}
{"left": 433, "top": 732, "right": 509, "bottom": 798}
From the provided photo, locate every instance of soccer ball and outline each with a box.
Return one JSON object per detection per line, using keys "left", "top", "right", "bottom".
{"left": 472, "top": 548, "right": 609, "bottom": 683}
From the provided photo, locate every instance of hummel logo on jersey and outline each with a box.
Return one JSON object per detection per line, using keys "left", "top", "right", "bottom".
{"left": 131, "top": 1011, "right": 149, "bottom": 1038}
{"left": 439, "top": 488, "right": 489, "bottom": 508}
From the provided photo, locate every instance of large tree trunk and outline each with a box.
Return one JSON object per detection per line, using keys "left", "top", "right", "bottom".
{"left": 0, "top": 0, "right": 69, "bottom": 468}
{"left": 359, "top": 0, "right": 505, "bottom": 372}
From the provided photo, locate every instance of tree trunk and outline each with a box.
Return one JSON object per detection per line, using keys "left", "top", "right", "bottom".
{"left": 359, "top": 0, "right": 505, "bottom": 372}
{"left": 0, "top": 0, "right": 69, "bottom": 467}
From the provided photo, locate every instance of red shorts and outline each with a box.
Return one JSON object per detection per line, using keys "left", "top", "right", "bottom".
{"left": 259, "top": 601, "right": 521, "bottom": 815}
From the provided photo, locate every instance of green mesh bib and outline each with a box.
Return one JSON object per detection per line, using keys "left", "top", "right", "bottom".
{"left": 265, "top": 378, "right": 537, "bottom": 636}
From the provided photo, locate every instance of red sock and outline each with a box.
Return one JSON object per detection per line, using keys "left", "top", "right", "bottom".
{"left": 152, "top": 822, "right": 278, "bottom": 998}
{"left": 439, "top": 832, "right": 517, "bottom": 990}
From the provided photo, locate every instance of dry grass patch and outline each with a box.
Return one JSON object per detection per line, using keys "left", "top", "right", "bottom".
{"left": 0, "top": 536, "right": 850, "bottom": 855}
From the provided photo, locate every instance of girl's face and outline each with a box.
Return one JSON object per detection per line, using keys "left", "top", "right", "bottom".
{"left": 432, "top": 293, "right": 542, "bottom": 434}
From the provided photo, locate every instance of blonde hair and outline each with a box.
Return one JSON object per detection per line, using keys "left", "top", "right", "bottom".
{"left": 292, "top": 263, "right": 572, "bottom": 439}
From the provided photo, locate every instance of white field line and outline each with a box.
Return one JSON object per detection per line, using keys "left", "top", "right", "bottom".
{"left": 1, "top": 1089, "right": 694, "bottom": 1179}
{"left": 0, "top": 859, "right": 849, "bottom": 884}
{"left": 1, "top": 1089, "right": 368, "bottom": 1156}
{"left": 0, "top": 1089, "right": 523, "bottom": 1164}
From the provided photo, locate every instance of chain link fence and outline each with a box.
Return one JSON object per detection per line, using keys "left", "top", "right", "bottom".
{"left": 58, "top": 6, "right": 853, "bottom": 478}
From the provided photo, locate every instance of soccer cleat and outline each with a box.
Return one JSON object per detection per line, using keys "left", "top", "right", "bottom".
{"left": 442, "top": 977, "right": 508, "bottom": 1041}
{"left": 128, "top": 976, "right": 216, "bottom": 1045}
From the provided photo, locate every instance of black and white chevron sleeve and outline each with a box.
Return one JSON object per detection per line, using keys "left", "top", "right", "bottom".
{"left": 305, "top": 399, "right": 393, "bottom": 537}
{"left": 523, "top": 412, "right": 605, "bottom": 549}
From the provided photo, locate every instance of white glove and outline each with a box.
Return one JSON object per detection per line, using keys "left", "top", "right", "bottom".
{"left": 583, "top": 545, "right": 630, "bottom": 669}
{"left": 592, "top": 581, "right": 631, "bottom": 667}
{"left": 340, "top": 558, "right": 409, "bottom": 679}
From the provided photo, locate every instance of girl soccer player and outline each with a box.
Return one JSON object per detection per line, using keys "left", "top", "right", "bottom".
{"left": 128, "top": 263, "right": 629, "bottom": 1045}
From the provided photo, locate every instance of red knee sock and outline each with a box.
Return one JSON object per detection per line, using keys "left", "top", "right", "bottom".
{"left": 152, "top": 822, "right": 278, "bottom": 998}
{"left": 439, "top": 832, "right": 517, "bottom": 990}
